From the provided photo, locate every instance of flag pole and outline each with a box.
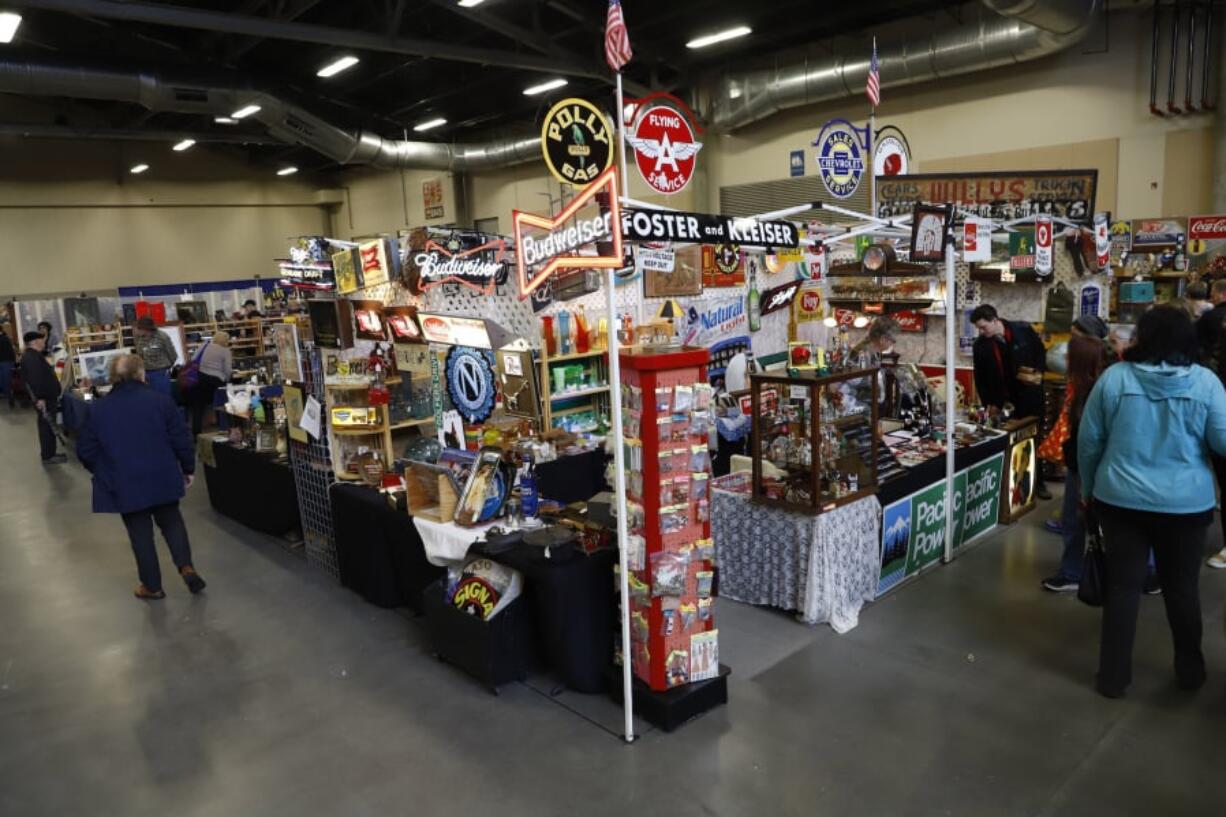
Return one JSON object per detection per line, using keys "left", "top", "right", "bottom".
{"left": 611, "top": 67, "right": 636, "bottom": 745}
{"left": 868, "top": 37, "right": 878, "bottom": 220}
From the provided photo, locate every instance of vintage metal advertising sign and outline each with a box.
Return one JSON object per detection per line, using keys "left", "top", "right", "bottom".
{"left": 876, "top": 170, "right": 1098, "bottom": 222}
{"left": 626, "top": 100, "right": 703, "bottom": 196}
{"left": 540, "top": 98, "right": 613, "bottom": 187}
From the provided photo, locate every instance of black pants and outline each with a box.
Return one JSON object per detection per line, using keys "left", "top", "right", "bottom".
{"left": 121, "top": 502, "right": 194, "bottom": 593}
{"left": 1097, "top": 503, "right": 1207, "bottom": 693}
{"left": 189, "top": 374, "right": 224, "bottom": 437}
{"left": 37, "top": 409, "right": 58, "bottom": 460}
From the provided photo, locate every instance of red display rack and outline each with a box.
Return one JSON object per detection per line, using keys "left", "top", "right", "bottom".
{"left": 620, "top": 347, "right": 719, "bottom": 693}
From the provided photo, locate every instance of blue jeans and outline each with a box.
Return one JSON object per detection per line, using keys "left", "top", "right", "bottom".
{"left": 1060, "top": 472, "right": 1156, "bottom": 581}
{"left": 146, "top": 368, "right": 172, "bottom": 397}
{"left": 0, "top": 361, "right": 12, "bottom": 401}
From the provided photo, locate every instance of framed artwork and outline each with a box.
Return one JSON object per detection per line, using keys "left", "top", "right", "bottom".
{"left": 77, "top": 347, "right": 132, "bottom": 386}
{"left": 351, "top": 299, "right": 387, "bottom": 342}
{"left": 174, "top": 301, "right": 210, "bottom": 325}
{"left": 384, "top": 305, "right": 424, "bottom": 344}
{"left": 909, "top": 204, "right": 952, "bottom": 263}
{"left": 643, "top": 244, "right": 702, "bottom": 298}
{"left": 63, "top": 297, "right": 101, "bottom": 328}
{"left": 307, "top": 299, "right": 354, "bottom": 349}
{"left": 159, "top": 321, "right": 188, "bottom": 367}
{"left": 701, "top": 244, "right": 745, "bottom": 287}
{"left": 283, "top": 385, "right": 308, "bottom": 443}
{"left": 272, "top": 323, "right": 304, "bottom": 382}
{"left": 495, "top": 348, "right": 541, "bottom": 421}
{"left": 332, "top": 248, "right": 363, "bottom": 295}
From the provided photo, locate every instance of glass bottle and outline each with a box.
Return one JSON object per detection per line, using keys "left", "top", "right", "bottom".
{"left": 541, "top": 315, "right": 557, "bottom": 356}
{"left": 747, "top": 258, "right": 761, "bottom": 332}
{"left": 558, "top": 310, "right": 572, "bottom": 355}
{"left": 574, "top": 306, "right": 590, "bottom": 354}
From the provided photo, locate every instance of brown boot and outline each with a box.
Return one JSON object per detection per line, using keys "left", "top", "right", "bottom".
{"left": 180, "top": 566, "right": 207, "bottom": 595}
{"left": 134, "top": 584, "right": 166, "bottom": 600}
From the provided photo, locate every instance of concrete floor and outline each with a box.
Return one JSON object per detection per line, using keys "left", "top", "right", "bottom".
{"left": 2, "top": 406, "right": 1225, "bottom": 817}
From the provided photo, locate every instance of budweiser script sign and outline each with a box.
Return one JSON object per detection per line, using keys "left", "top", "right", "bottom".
{"left": 1190, "top": 216, "right": 1226, "bottom": 241}
{"left": 403, "top": 228, "right": 511, "bottom": 295}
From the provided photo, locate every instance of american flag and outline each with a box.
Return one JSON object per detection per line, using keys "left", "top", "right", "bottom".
{"left": 865, "top": 38, "right": 881, "bottom": 108}
{"left": 605, "top": 0, "right": 633, "bottom": 73}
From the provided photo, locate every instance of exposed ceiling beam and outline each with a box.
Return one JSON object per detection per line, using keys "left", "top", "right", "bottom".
{"left": 20, "top": 0, "right": 606, "bottom": 79}
{"left": 0, "top": 122, "right": 278, "bottom": 144}
{"left": 224, "top": 0, "right": 327, "bottom": 61}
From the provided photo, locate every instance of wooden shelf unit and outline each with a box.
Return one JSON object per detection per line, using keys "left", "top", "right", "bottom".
{"left": 539, "top": 348, "right": 610, "bottom": 432}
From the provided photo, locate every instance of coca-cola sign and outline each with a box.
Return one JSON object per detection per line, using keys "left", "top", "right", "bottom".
{"left": 892, "top": 310, "right": 927, "bottom": 333}
{"left": 1190, "top": 216, "right": 1226, "bottom": 241}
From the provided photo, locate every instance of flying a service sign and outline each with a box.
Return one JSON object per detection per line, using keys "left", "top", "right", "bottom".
{"left": 625, "top": 101, "right": 703, "bottom": 195}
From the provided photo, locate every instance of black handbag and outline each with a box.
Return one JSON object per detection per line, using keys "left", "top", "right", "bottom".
{"left": 1077, "top": 508, "right": 1107, "bottom": 607}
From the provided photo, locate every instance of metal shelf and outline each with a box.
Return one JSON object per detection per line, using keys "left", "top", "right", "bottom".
{"left": 543, "top": 349, "right": 608, "bottom": 364}
{"left": 549, "top": 385, "right": 609, "bottom": 402}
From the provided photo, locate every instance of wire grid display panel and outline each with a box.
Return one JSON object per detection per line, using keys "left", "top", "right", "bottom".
{"left": 290, "top": 346, "right": 341, "bottom": 580}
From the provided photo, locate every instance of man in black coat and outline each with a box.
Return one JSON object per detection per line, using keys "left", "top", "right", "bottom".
{"left": 20, "top": 331, "right": 65, "bottom": 464}
{"left": 970, "top": 304, "right": 1051, "bottom": 499}
{"left": 0, "top": 325, "right": 15, "bottom": 408}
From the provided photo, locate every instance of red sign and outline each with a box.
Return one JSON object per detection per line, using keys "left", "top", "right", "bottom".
{"left": 862, "top": 302, "right": 885, "bottom": 315}
{"left": 1190, "top": 215, "right": 1226, "bottom": 240}
{"left": 627, "top": 104, "right": 703, "bottom": 196}
{"left": 795, "top": 286, "right": 822, "bottom": 322}
{"left": 834, "top": 308, "right": 857, "bottom": 326}
{"left": 892, "top": 310, "right": 927, "bottom": 333}
{"left": 701, "top": 244, "right": 744, "bottom": 287}
{"left": 760, "top": 281, "right": 800, "bottom": 316}
{"left": 512, "top": 166, "right": 624, "bottom": 299}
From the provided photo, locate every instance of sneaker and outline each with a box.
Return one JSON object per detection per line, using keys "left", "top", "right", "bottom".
{"left": 180, "top": 566, "right": 207, "bottom": 594}
{"left": 1042, "top": 575, "right": 1079, "bottom": 592}
{"left": 1043, "top": 519, "right": 1064, "bottom": 534}
{"left": 1144, "top": 574, "right": 1162, "bottom": 595}
{"left": 41, "top": 453, "right": 67, "bottom": 464}
{"left": 1207, "top": 550, "right": 1226, "bottom": 569}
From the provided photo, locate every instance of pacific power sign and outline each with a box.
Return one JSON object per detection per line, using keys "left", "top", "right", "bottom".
{"left": 877, "top": 453, "right": 1004, "bottom": 595}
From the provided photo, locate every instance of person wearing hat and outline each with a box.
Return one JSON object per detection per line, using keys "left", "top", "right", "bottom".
{"left": 20, "top": 330, "right": 65, "bottom": 463}
{"left": 132, "top": 316, "right": 178, "bottom": 398}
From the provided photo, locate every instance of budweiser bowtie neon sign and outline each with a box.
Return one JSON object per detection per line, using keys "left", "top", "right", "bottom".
{"left": 512, "top": 166, "right": 623, "bottom": 299}
{"left": 414, "top": 240, "right": 508, "bottom": 295}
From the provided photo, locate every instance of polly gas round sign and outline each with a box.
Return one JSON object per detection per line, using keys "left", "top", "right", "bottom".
{"left": 627, "top": 104, "right": 703, "bottom": 196}
{"left": 873, "top": 132, "right": 910, "bottom": 177}
{"left": 814, "top": 120, "right": 865, "bottom": 200}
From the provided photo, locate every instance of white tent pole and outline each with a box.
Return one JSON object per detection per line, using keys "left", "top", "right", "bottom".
{"left": 612, "top": 71, "right": 636, "bottom": 744}
{"left": 943, "top": 239, "right": 957, "bottom": 564}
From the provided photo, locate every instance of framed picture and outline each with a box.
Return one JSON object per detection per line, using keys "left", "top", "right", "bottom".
{"left": 909, "top": 204, "right": 952, "bottom": 263}
{"left": 283, "top": 385, "right": 308, "bottom": 443}
{"left": 307, "top": 299, "right": 354, "bottom": 349}
{"left": 643, "top": 244, "right": 702, "bottom": 298}
{"left": 77, "top": 347, "right": 132, "bottom": 386}
{"left": 174, "top": 300, "right": 210, "bottom": 325}
{"left": 351, "top": 299, "right": 387, "bottom": 342}
{"left": 63, "top": 297, "right": 101, "bottom": 328}
{"left": 495, "top": 348, "right": 541, "bottom": 421}
{"left": 158, "top": 321, "right": 188, "bottom": 367}
{"left": 384, "top": 305, "right": 424, "bottom": 344}
{"left": 272, "top": 323, "right": 304, "bottom": 382}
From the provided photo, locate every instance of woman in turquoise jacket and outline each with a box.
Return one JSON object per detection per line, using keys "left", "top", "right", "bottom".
{"left": 1078, "top": 305, "right": 1226, "bottom": 698}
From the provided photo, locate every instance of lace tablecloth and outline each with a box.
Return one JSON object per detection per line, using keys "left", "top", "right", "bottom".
{"left": 712, "top": 490, "right": 881, "bottom": 633}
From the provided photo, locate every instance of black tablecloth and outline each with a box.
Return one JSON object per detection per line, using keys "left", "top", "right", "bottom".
{"left": 478, "top": 542, "right": 616, "bottom": 694}
{"left": 60, "top": 391, "right": 90, "bottom": 434}
{"left": 203, "top": 442, "right": 301, "bottom": 537}
{"left": 330, "top": 483, "right": 443, "bottom": 612}
{"left": 535, "top": 449, "right": 609, "bottom": 504}
{"left": 877, "top": 434, "right": 1009, "bottom": 506}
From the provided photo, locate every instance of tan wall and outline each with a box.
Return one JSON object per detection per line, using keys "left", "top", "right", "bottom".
{"left": 704, "top": 11, "right": 1215, "bottom": 220}
{"left": 0, "top": 138, "right": 328, "bottom": 297}
{"left": 330, "top": 167, "right": 459, "bottom": 239}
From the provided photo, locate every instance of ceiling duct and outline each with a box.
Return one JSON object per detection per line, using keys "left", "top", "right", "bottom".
{"left": 0, "top": 60, "right": 538, "bottom": 171}
{"left": 0, "top": 0, "right": 1099, "bottom": 167}
{"left": 708, "top": 0, "right": 1100, "bottom": 132}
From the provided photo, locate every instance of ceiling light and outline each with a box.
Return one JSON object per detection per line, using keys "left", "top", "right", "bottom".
{"left": 523, "top": 78, "right": 568, "bottom": 96}
{"left": 822, "top": 316, "right": 838, "bottom": 328}
{"left": 686, "top": 26, "right": 752, "bottom": 50}
{"left": 458, "top": 0, "right": 487, "bottom": 7}
{"left": 232, "top": 104, "right": 261, "bottom": 119}
{"left": 0, "top": 12, "right": 21, "bottom": 44}
{"left": 316, "top": 55, "right": 359, "bottom": 78}
{"left": 853, "top": 315, "right": 871, "bottom": 329}
{"left": 413, "top": 117, "right": 447, "bottom": 132}
{"left": 277, "top": 166, "right": 298, "bottom": 176}
{"left": 214, "top": 116, "right": 238, "bottom": 125}
{"left": 172, "top": 139, "right": 195, "bottom": 152}
{"left": 130, "top": 164, "right": 149, "bottom": 174}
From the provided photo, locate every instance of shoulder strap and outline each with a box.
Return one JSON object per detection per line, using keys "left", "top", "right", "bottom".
{"left": 192, "top": 339, "right": 211, "bottom": 364}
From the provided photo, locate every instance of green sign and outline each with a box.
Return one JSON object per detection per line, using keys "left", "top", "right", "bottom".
{"left": 886, "top": 453, "right": 1005, "bottom": 587}
{"left": 1009, "top": 228, "right": 1036, "bottom": 273}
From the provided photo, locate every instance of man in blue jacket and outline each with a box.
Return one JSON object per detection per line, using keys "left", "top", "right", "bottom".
{"left": 77, "top": 353, "right": 206, "bottom": 600}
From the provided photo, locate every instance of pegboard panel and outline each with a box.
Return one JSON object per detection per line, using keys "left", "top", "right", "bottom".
{"left": 289, "top": 346, "right": 341, "bottom": 580}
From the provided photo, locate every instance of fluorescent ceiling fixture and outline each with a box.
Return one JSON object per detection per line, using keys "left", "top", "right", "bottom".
{"left": 232, "top": 104, "right": 261, "bottom": 119}
{"left": 277, "top": 166, "right": 299, "bottom": 176}
{"left": 0, "top": 12, "right": 21, "bottom": 43}
{"left": 853, "top": 315, "right": 871, "bottom": 329}
{"left": 458, "top": 0, "right": 487, "bottom": 6}
{"left": 316, "top": 55, "right": 359, "bottom": 78}
{"left": 822, "top": 316, "right": 838, "bottom": 328}
{"left": 523, "top": 78, "right": 568, "bottom": 96}
{"left": 172, "top": 139, "right": 195, "bottom": 152}
{"left": 214, "top": 116, "right": 238, "bottom": 125}
{"left": 686, "top": 26, "right": 752, "bottom": 49}
{"left": 130, "top": 164, "right": 149, "bottom": 174}
{"left": 413, "top": 117, "right": 447, "bottom": 132}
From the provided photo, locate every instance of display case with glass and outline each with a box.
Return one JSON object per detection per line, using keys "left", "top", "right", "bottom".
{"left": 750, "top": 368, "right": 879, "bottom": 514}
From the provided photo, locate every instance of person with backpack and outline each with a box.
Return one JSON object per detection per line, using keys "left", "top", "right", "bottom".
{"left": 186, "top": 331, "right": 232, "bottom": 436}
{"left": 1078, "top": 305, "right": 1226, "bottom": 698}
